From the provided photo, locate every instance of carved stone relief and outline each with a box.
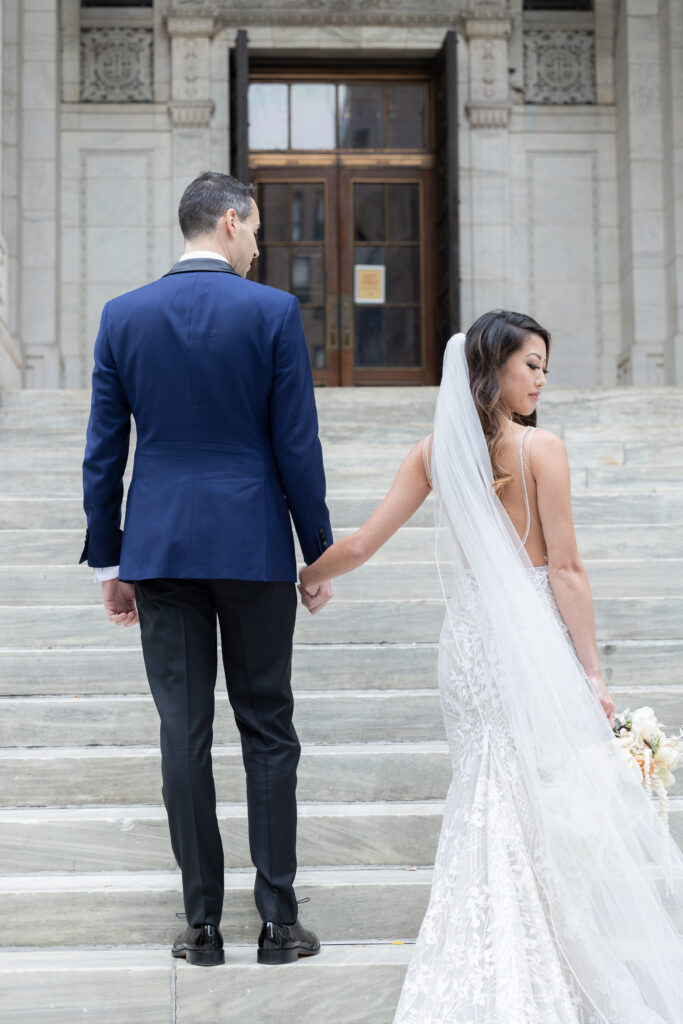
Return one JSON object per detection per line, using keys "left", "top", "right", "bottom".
{"left": 80, "top": 28, "right": 154, "bottom": 103}
{"left": 524, "top": 30, "right": 596, "bottom": 105}
{"left": 169, "top": 0, "right": 466, "bottom": 25}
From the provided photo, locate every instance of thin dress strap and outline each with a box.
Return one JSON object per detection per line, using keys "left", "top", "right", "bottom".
{"left": 519, "top": 426, "right": 534, "bottom": 546}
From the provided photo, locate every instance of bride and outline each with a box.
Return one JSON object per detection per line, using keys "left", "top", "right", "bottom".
{"left": 299, "top": 310, "right": 683, "bottom": 1023}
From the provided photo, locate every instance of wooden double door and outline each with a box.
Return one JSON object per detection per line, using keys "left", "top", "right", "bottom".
{"left": 251, "top": 165, "right": 436, "bottom": 386}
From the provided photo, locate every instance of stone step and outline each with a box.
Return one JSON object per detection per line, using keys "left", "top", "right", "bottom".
{"left": 0, "top": 867, "right": 433, "bottom": 946}
{"left": 1, "top": 638, "right": 680, "bottom": 696}
{"left": 4, "top": 524, "right": 683, "bottom": 566}
{"left": 0, "top": 944, "right": 413, "bottom": 1024}
{"left": 4, "top": 464, "right": 683, "bottom": 498}
{"left": 1, "top": 492, "right": 682, "bottom": 530}
{"left": 0, "top": 690, "right": 445, "bottom": 748}
{"left": 3, "top": 437, "right": 683, "bottom": 474}
{"left": 2, "top": 797, "right": 681, "bottom": 875}
{"left": 0, "top": 596, "right": 680, "bottom": 648}
{"left": 0, "top": 643, "right": 439, "bottom": 695}
{"left": 1, "top": 861, "right": 680, "bottom": 950}
{"left": 1, "top": 685, "right": 680, "bottom": 752}
{"left": 0, "top": 801, "right": 443, "bottom": 873}
{"left": 0, "top": 417, "right": 673, "bottom": 448}
{"left": 2, "top": 559, "right": 682, "bottom": 604}
{"left": 0, "top": 742, "right": 450, "bottom": 807}
{"left": 2, "top": 385, "right": 683, "bottom": 421}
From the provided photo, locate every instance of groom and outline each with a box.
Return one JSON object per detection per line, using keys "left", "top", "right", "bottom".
{"left": 80, "top": 171, "right": 333, "bottom": 966}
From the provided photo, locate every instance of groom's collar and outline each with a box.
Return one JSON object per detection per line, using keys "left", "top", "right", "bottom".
{"left": 164, "top": 257, "right": 239, "bottom": 278}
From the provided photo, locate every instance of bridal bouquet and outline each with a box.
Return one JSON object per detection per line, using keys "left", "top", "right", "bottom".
{"left": 614, "top": 706, "right": 681, "bottom": 829}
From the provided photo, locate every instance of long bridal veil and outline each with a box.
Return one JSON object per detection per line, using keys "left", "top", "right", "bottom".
{"left": 429, "top": 333, "right": 683, "bottom": 1021}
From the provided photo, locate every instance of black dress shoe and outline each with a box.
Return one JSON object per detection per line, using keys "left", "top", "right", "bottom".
{"left": 172, "top": 923, "right": 225, "bottom": 967}
{"left": 257, "top": 917, "right": 321, "bottom": 965}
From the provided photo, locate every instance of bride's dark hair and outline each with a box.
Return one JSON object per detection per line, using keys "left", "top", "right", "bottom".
{"left": 464, "top": 309, "right": 551, "bottom": 494}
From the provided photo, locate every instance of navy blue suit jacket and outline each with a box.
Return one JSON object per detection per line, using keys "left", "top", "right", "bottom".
{"left": 80, "top": 259, "right": 332, "bottom": 583}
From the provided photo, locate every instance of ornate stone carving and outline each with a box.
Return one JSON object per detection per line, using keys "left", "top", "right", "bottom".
{"left": 524, "top": 30, "right": 596, "bottom": 105}
{"left": 463, "top": 14, "right": 512, "bottom": 129}
{"left": 168, "top": 0, "right": 466, "bottom": 26}
{"left": 168, "top": 100, "right": 215, "bottom": 126}
{"left": 80, "top": 28, "right": 153, "bottom": 103}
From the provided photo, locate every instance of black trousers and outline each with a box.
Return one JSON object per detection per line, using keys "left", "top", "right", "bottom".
{"left": 135, "top": 578, "right": 300, "bottom": 928}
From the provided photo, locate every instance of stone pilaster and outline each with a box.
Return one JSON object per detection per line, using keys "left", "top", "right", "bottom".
{"left": 15, "top": 0, "right": 61, "bottom": 388}
{"left": 659, "top": 0, "right": 683, "bottom": 384}
{"left": 615, "top": 0, "right": 668, "bottom": 385}
{"left": 166, "top": 13, "right": 216, "bottom": 252}
{"left": 462, "top": 8, "right": 513, "bottom": 312}
{"left": 0, "top": 0, "right": 21, "bottom": 388}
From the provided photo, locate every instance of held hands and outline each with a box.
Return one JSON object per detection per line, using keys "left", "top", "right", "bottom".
{"left": 297, "top": 572, "right": 333, "bottom": 615}
{"left": 102, "top": 578, "right": 139, "bottom": 627}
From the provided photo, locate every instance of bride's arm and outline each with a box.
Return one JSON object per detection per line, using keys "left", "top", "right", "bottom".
{"left": 532, "top": 430, "right": 616, "bottom": 724}
{"left": 299, "top": 438, "right": 432, "bottom": 591}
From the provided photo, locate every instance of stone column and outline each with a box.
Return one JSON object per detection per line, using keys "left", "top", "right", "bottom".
{"left": 166, "top": 13, "right": 216, "bottom": 253}
{"left": 615, "top": 0, "right": 668, "bottom": 384}
{"left": 17, "top": 0, "right": 61, "bottom": 387}
{"left": 659, "top": 0, "right": 683, "bottom": 383}
{"left": 462, "top": 7, "right": 513, "bottom": 313}
{"left": 0, "top": 0, "right": 21, "bottom": 388}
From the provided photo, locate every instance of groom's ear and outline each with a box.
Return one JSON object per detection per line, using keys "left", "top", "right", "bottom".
{"left": 222, "top": 208, "right": 239, "bottom": 239}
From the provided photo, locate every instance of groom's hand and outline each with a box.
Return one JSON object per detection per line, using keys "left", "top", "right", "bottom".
{"left": 102, "top": 578, "right": 139, "bottom": 626}
{"left": 298, "top": 580, "right": 333, "bottom": 615}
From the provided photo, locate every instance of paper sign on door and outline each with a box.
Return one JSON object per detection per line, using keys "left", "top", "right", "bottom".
{"left": 354, "top": 265, "right": 386, "bottom": 305}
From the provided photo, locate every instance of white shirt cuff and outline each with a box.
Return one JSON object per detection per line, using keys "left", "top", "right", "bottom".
{"left": 93, "top": 566, "right": 120, "bottom": 583}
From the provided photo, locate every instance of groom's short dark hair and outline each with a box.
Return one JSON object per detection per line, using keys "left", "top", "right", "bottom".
{"left": 179, "top": 172, "right": 255, "bottom": 239}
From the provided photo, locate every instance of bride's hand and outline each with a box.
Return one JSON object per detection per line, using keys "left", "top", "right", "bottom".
{"left": 298, "top": 570, "right": 333, "bottom": 615}
{"left": 588, "top": 674, "right": 616, "bottom": 728}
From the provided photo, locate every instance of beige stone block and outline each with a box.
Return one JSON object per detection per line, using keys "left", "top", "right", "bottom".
{"left": 86, "top": 177, "right": 148, "bottom": 228}
{"left": 21, "top": 214, "right": 56, "bottom": 270}
{"left": 631, "top": 209, "right": 665, "bottom": 258}
{"left": 630, "top": 159, "right": 664, "bottom": 209}
{"left": 21, "top": 110, "right": 56, "bottom": 160}
{"left": 21, "top": 59, "right": 56, "bottom": 111}
{"left": 60, "top": 228, "right": 81, "bottom": 285}
{"left": 20, "top": 159, "right": 56, "bottom": 211}
{"left": 85, "top": 227, "right": 148, "bottom": 284}
{"left": 59, "top": 284, "right": 80, "bottom": 355}
{"left": 21, "top": 269, "right": 56, "bottom": 344}
{"left": 22, "top": 10, "right": 57, "bottom": 64}
{"left": 472, "top": 224, "right": 508, "bottom": 280}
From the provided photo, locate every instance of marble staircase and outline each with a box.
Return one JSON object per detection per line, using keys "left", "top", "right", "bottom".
{"left": 0, "top": 386, "right": 682, "bottom": 1023}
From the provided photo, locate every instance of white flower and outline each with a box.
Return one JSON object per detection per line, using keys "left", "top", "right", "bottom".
{"left": 656, "top": 766, "right": 676, "bottom": 789}
{"left": 630, "top": 706, "right": 660, "bottom": 747}
{"left": 654, "top": 740, "right": 680, "bottom": 771}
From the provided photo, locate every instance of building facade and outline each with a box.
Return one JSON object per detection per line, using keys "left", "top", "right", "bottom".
{"left": 0, "top": 0, "right": 682, "bottom": 390}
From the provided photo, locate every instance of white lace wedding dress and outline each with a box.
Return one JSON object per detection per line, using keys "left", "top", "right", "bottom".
{"left": 393, "top": 413, "right": 683, "bottom": 1024}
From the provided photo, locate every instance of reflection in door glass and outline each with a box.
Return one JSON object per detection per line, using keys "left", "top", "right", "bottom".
{"left": 354, "top": 183, "right": 385, "bottom": 242}
{"left": 387, "top": 308, "right": 421, "bottom": 366}
{"left": 248, "top": 84, "right": 288, "bottom": 150}
{"left": 259, "top": 245, "right": 290, "bottom": 292}
{"left": 292, "top": 184, "right": 324, "bottom": 242}
{"left": 387, "top": 184, "right": 419, "bottom": 242}
{"left": 386, "top": 246, "right": 420, "bottom": 305}
{"left": 301, "top": 307, "right": 326, "bottom": 371}
{"left": 260, "top": 183, "right": 290, "bottom": 243}
{"left": 291, "top": 85, "right": 336, "bottom": 150}
{"left": 338, "top": 85, "right": 383, "bottom": 149}
{"left": 386, "top": 85, "right": 426, "bottom": 149}
{"left": 355, "top": 308, "right": 386, "bottom": 366}
{"left": 292, "top": 247, "right": 324, "bottom": 305}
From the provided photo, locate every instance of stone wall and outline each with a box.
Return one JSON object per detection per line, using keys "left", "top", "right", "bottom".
{"left": 1, "top": 0, "right": 681, "bottom": 388}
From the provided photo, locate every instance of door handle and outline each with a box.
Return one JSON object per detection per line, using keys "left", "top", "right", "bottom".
{"left": 326, "top": 296, "right": 339, "bottom": 350}
{"left": 341, "top": 296, "right": 353, "bottom": 351}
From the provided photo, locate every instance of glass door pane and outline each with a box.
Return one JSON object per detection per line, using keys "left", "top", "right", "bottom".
{"left": 251, "top": 172, "right": 339, "bottom": 384}
{"left": 352, "top": 180, "right": 422, "bottom": 369}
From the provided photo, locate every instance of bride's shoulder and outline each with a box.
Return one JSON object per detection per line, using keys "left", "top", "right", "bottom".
{"left": 528, "top": 428, "right": 569, "bottom": 475}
